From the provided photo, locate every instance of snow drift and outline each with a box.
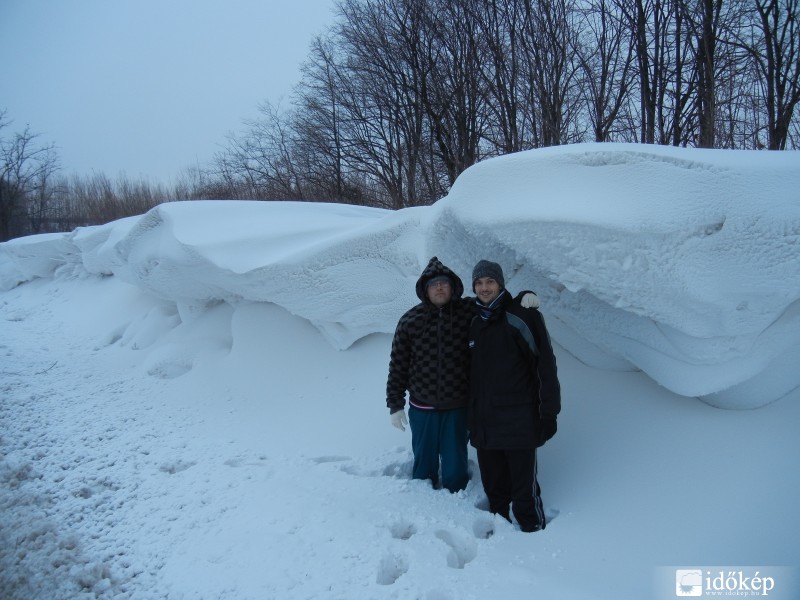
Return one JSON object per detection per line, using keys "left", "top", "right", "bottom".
{"left": 2, "top": 143, "right": 798, "bottom": 408}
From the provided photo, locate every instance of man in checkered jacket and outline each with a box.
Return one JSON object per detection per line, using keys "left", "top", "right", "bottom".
{"left": 386, "top": 257, "right": 538, "bottom": 493}
{"left": 386, "top": 256, "right": 474, "bottom": 492}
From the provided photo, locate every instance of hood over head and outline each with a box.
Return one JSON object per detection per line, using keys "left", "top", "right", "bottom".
{"left": 415, "top": 256, "right": 464, "bottom": 303}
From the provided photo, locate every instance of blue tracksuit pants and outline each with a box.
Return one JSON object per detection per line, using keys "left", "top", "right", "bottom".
{"left": 408, "top": 406, "right": 469, "bottom": 493}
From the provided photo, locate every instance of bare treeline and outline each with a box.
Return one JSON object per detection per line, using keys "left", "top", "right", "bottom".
{"left": 216, "top": 0, "right": 800, "bottom": 209}
{"left": 0, "top": 114, "right": 224, "bottom": 241}
{"left": 2, "top": 0, "right": 799, "bottom": 241}
{"left": 1, "top": 132, "right": 196, "bottom": 241}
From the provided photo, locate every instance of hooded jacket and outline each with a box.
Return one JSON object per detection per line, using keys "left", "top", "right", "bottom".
{"left": 468, "top": 289, "right": 561, "bottom": 449}
{"left": 386, "top": 257, "right": 474, "bottom": 413}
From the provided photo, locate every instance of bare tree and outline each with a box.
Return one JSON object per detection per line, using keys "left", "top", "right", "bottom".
{"left": 294, "top": 35, "right": 375, "bottom": 204}
{"left": 748, "top": 0, "right": 800, "bottom": 149}
{"left": 296, "top": 36, "right": 347, "bottom": 201}
{"left": 520, "top": 0, "right": 584, "bottom": 147}
{"left": 25, "top": 155, "right": 63, "bottom": 234}
{"left": 622, "top": 0, "right": 704, "bottom": 146}
{"left": 172, "top": 164, "right": 231, "bottom": 200}
{"left": 684, "top": 0, "right": 722, "bottom": 147}
{"left": 325, "top": 0, "right": 433, "bottom": 208}
{"left": 473, "top": 0, "right": 530, "bottom": 153}
{"left": 0, "top": 114, "right": 60, "bottom": 241}
{"left": 575, "top": 0, "right": 636, "bottom": 142}
{"left": 624, "top": 0, "right": 668, "bottom": 143}
{"left": 211, "top": 101, "right": 304, "bottom": 200}
{"left": 417, "top": 0, "right": 490, "bottom": 185}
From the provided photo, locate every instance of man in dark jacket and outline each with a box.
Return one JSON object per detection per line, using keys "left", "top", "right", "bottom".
{"left": 468, "top": 260, "right": 561, "bottom": 532}
{"left": 386, "top": 257, "right": 473, "bottom": 493}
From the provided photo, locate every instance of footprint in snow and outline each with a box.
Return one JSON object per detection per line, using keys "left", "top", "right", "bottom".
{"left": 389, "top": 519, "right": 417, "bottom": 541}
{"left": 337, "top": 458, "right": 413, "bottom": 479}
{"left": 224, "top": 456, "right": 269, "bottom": 468}
{"left": 472, "top": 515, "right": 496, "bottom": 540}
{"left": 473, "top": 496, "right": 490, "bottom": 512}
{"left": 434, "top": 529, "right": 477, "bottom": 569}
{"left": 311, "top": 455, "right": 351, "bottom": 464}
{"left": 159, "top": 460, "right": 196, "bottom": 474}
{"left": 381, "top": 460, "right": 413, "bottom": 479}
{"left": 146, "top": 360, "right": 192, "bottom": 379}
{"left": 545, "top": 507, "right": 560, "bottom": 525}
{"left": 376, "top": 552, "right": 408, "bottom": 585}
{"left": 423, "top": 591, "right": 454, "bottom": 600}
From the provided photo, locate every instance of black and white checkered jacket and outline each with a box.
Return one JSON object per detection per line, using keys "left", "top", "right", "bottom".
{"left": 386, "top": 257, "right": 473, "bottom": 413}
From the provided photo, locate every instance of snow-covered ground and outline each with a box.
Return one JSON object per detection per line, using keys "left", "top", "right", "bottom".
{"left": 1, "top": 143, "right": 798, "bottom": 599}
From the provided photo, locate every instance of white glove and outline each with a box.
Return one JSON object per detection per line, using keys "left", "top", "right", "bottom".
{"left": 521, "top": 292, "right": 540, "bottom": 309}
{"left": 390, "top": 410, "right": 408, "bottom": 431}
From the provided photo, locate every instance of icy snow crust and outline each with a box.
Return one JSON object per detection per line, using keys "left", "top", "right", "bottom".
{"left": 2, "top": 143, "right": 799, "bottom": 408}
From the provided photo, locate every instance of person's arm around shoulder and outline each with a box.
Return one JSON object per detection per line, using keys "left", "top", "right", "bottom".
{"left": 516, "top": 290, "right": 539, "bottom": 309}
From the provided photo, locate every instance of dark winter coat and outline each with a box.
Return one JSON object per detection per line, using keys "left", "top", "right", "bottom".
{"left": 386, "top": 257, "right": 474, "bottom": 413}
{"left": 468, "top": 290, "right": 561, "bottom": 450}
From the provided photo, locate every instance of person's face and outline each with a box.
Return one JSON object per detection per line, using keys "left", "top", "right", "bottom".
{"left": 474, "top": 277, "right": 501, "bottom": 305}
{"left": 427, "top": 279, "right": 453, "bottom": 308}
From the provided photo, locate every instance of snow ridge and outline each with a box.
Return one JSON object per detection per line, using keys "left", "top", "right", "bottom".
{"left": 2, "top": 143, "right": 799, "bottom": 408}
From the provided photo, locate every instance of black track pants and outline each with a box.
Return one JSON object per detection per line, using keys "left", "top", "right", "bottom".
{"left": 476, "top": 447, "right": 545, "bottom": 532}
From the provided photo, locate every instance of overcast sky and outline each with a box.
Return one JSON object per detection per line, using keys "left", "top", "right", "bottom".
{"left": 0, "top": 0, "right": 337, "bottom": 185}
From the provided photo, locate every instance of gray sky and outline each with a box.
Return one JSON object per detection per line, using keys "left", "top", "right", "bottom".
{"left": 1, "top": 0, "right": 337, "bottom": 184}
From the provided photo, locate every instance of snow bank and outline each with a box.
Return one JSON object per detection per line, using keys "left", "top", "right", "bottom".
{"left": 428, "top": 144, "right": 800, "bottom": 408}
{"left": 1, "top": 143, "right": 798, "bottom": 408}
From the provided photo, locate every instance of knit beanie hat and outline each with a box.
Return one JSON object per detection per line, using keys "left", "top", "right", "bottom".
{"left": 472, "top": 260, "right": 505, "bottom": 290}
